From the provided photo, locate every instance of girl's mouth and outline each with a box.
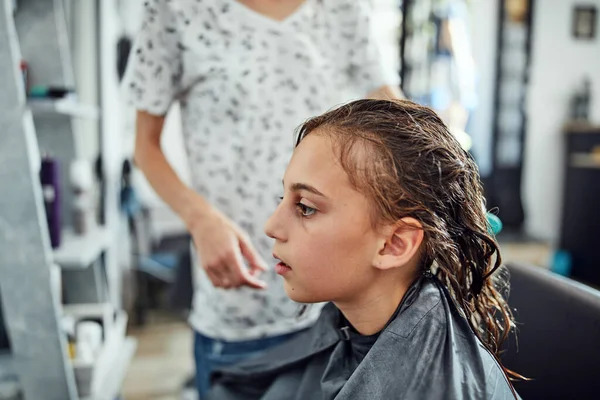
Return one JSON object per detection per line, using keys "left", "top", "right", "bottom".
{"left": 275, "top": 261, "right": 292, "bottom": 275}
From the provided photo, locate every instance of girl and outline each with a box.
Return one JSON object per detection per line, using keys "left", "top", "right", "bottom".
{"left": 208, "top": 99, "right": 518, "bottom": 399}
{"left": 125, "top": 1, "right": 402, "bottom": 395}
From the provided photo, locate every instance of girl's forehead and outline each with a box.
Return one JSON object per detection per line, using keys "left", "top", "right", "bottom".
{"left": 287, "top": 135, "right": 355, "bottom": 192}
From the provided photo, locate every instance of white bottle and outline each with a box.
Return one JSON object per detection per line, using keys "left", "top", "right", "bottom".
{"left": 69, "top": 159, "right": 95, "bottom": 235}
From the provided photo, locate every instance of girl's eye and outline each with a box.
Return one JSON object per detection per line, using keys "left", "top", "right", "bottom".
{"left": 296, "top": 202, "right": 316, "bottom": 217}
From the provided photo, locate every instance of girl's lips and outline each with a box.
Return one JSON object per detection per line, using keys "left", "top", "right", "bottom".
{"left": 275, "top": 262, "right": 292, "bottom": 275}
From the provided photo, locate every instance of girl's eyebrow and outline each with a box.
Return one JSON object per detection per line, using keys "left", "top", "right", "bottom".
{"left": 282, "top": 180, "right": 328, "bottom": 198}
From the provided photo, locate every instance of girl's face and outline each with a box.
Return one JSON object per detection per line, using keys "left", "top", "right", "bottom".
{"left": 264, "top": 133, "right": 384, "bottom": 304}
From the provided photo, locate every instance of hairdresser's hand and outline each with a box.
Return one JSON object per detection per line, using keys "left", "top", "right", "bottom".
{"left": 186, "top": 206, "right": 268, "bottom": 290}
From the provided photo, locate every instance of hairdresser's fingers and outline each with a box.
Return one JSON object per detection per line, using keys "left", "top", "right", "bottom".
{"left": 235, "top": 228, "right": 269, "bottom": 275}
{"left": 213, "top": 233, "right": 249, "bottom": 288}
{"left": 201, "top": 246, "right": 233, "bottom": 288}
{"left": 219, "top": 262, "right": 243, "bottom": 288}
{"left": 205, "top": 264, "right": 230, "bottom": 288}
{"left": 205, "top": 268, "right": 221, "bottom": 287}
{"left": 226, "top": 241, "right": 267, "bottom": 290}
{"left": 239, "top": 265, "right": 268, "bottom": 289}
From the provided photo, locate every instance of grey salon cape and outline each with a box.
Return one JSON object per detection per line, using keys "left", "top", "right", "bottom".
{"left": 208, "top": 277, "right": 517, "bottom": 400}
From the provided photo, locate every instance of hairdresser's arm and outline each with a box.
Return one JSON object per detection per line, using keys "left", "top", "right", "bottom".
{"left": 367, "top": 85, "right": 405, "bottom": 100}
{"left": 134, "top": 110, "right": 267, "bottom": 289}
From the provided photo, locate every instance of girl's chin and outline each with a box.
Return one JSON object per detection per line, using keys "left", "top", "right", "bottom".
{"left": 283, "top": 281, "right": 327, "bottom": 304}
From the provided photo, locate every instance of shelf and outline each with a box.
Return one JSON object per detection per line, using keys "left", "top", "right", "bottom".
{"left": 564, "top": 121, "right": 600, "bottom": 134}
{"left": 80, "top": 338, "right": 137, "bottom": 400}
{"left": 53, "top": 226, "right": 111, "bottom": 268}
{"left": 28, "top": 96, "right": 100, "bottom": 120}
{"left": 62, "top": 303, "right": 113, "bottom": 318}
{"left": 0, "top": 352, "right": 16, "bottom": 381}
{"left": 570, "top": 153, "right": 600, "bottom": 169}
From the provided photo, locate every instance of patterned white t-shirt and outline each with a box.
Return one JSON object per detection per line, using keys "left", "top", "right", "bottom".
{"left": 124, "top": 0, "right": 399, "bottom": 341}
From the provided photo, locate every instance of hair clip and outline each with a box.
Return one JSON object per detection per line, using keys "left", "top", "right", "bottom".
{"left": 486, "top": 213, "right": 503, "bottom": 236}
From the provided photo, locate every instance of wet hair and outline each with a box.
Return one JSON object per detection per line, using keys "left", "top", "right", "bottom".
{"left": 296, "top": 99, "right": 516, "bottom": 377}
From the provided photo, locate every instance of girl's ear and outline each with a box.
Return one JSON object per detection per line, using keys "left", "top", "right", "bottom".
{"left": 374, "top": 217, "right": 424, "bottom": 271}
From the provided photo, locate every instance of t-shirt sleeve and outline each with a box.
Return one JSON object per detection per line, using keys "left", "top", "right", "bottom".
{"left": 122, "top": 0, "right": 183, "bottom": 116}
{"left": 344, "top": 1, "right": 401, "bottom": 96}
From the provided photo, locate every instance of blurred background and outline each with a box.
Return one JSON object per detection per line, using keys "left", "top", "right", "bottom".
{"left": 1, "top": 0, "right": 599, "bottom": 399}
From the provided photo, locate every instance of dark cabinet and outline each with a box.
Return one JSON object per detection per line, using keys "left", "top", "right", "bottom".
{"left": 559, "top": 123, "right": 600, "bottom": 286}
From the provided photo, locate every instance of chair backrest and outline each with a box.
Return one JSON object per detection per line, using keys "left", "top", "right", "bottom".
{"left": 502, "top": 262, "right": 600, "bottom": 399}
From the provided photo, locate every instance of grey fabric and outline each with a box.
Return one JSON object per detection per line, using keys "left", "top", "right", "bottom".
{"left": 502, "top": 262, "right": 600, "bottom": 399}
{"left": 209, "top": 278, "right": 516, "bottom": 399}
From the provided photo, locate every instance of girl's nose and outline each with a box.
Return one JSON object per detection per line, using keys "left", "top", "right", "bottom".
{"left": 264, "top": 200, "right": 287, "bottom": 242}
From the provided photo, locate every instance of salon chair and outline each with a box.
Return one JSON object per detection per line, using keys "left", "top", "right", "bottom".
{"left": 502, "top": 262, "right": 600, "bottom": 399}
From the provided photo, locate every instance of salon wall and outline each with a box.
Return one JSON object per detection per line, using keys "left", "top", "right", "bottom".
{"left": 523, "top": 0, "right": 600, "bottom": 242}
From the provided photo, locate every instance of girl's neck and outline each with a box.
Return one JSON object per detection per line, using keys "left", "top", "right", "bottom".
{"left": 335, "top": 272, "right": 416, "bottom": 336}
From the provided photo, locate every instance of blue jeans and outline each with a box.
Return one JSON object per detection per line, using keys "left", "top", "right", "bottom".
{"left": 194, "top": 331, "right": 299, "bottom": 398}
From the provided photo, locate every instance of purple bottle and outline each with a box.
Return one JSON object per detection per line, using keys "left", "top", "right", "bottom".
{"left": 40, "top": 156, "right": 61, "bottom": 248}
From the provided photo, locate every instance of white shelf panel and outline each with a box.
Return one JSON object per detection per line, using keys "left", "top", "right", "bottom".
{"left": 28, "top": 97, "right": 100, "bottom": 120}
{"left": 80, "top": 337, "right": 137, "bottom": 400}
{"left": 53, "top": 226, "right": 111, "bottom": 268}
{"left": 62, "top": 302, "right": 113, "bottom": 318}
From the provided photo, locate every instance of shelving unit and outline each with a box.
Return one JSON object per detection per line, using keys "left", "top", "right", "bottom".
{"left": 0, "top": 1, "right": 134, "bottom": 399}
{"left": 488, "top": 0, "right": 535, "bottom": 229}
{"left": 399, "top": 0, "right": 436, "bottom": 102}
{"left": 53, "top": 226, "right": 111, "bottom": 268}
